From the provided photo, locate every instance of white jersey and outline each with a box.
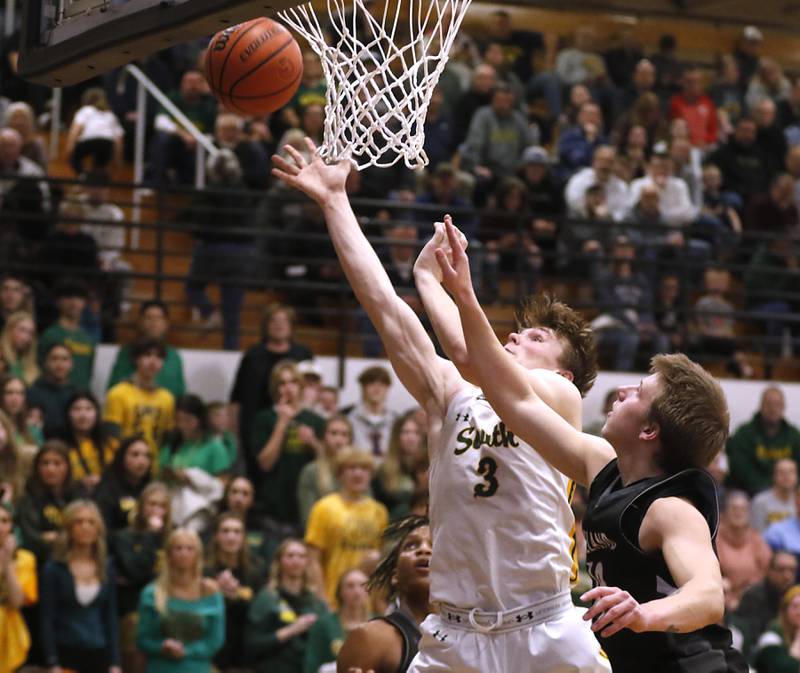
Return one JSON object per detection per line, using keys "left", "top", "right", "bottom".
{"left": 429, "top": 385, "right": 577, "bottom": 611}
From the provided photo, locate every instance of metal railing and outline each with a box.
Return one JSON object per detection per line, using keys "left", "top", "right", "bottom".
{"left": 2, "top": 172, "right": 800, "bottom": 378}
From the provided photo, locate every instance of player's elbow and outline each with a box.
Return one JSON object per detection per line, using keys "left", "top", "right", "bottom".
{"left": 706, "top": 583, "right": 725, "bottom": 625}
{"left": 694, "top": 578, "right": 725, "bottom": 628}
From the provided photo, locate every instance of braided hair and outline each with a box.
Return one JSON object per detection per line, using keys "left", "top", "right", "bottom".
{"left": 366, "top": 515, "right": 429, "bottom": 599}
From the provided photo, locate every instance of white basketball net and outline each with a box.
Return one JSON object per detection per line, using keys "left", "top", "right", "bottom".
{"left": 279, "top": 0, "right": 472, "bottom": 170}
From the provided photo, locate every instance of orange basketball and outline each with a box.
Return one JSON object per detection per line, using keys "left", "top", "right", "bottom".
{"left": 204, "top": 17, "right": 303, "bottom": 115}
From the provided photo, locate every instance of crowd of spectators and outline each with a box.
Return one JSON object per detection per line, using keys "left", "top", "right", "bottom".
{"left": 0, "top": 290, "right": 430, "bottom": 673}
{"left": 3, "top": 8, "right": 800, "bottom": 673}
{"left": 2, "top": 13, "right": 800, "bottom": 367}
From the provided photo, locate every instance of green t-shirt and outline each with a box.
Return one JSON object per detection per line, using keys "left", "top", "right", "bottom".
{"left": 250, "top": 408, "right": 325, "bottom": 527}
{"left": 38, "top": 323, "right": 96, "bottom": 390}
{"left": 303, "top": 611, "right": 345, "bottom": 673}
{"left": 245, "top": 587, "right": 328, "bottom": 673}
{"left": 106, "top": 344, "right": 186, "bottom": 399}
{"left": 159, "top": 437, "right": 232, "bottom": 475}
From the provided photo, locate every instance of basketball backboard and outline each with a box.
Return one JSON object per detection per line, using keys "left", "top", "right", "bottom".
{"left": 18, "top": 0, "right": 306, "bottom": 87}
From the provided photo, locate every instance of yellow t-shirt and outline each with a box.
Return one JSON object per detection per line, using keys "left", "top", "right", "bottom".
{"left": 104, "top": 382, "right": 175, "bottom": 471}
{"left": 69, "top": 437, "right": 119, "bottom": 481}
{"left": 0, "top": 548, "right": 37, "bottom": 673}
{"left": 305, "top": 492, "right": 388, "bottom": 605}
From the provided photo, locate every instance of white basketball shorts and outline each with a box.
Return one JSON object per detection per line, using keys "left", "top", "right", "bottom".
{"left": 407, "top": 606, "right": 611, "bottom": 673}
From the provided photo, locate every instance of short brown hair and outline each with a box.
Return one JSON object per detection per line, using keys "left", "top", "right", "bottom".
{"left": 268, "top": 360, "right": 301, "bottom": 400}
{"left": 260, "top": 303, "right": 296, "bottom": 340}
{"left": 516, "top": 294, "right": 597, "bottom": 397}
{"left": 358, "top": 366, "right": 392, "bottom": 387}
{"left": 648, "top": 353, "right": 730, "bottom": 472}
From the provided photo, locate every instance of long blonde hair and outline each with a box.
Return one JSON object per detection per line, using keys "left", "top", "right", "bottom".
{"left": 0, "top": 409, "right": 27, "bottom": 500}
{"left": 268, "top": 538, "right": 317, "bottom": 594}
{"left": 315, "top": 415, "right": 352, "bottom": 495}
{"left": 53, "top": 499, "right": 108, "bottom": 581}
{"left": 131, "top": 482, "right": 172, "bottom": 534}
{"left": 0, "top": 312, "right": 38, "bottom": 385}
{"left": 155, "top": 528, "right": 204, "bottom": 614}
{"left": 378, "top": 412, "right": 423, "bottom": 494}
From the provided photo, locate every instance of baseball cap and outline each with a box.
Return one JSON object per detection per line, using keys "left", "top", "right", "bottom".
{"left": 520, "top": 145, "right": 551, "bottom": 166}
{"left": 743, "top": 25, "right": 763, "bottom": 42}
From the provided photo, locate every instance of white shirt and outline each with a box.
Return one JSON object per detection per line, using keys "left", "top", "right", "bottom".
{"left": 74, "top": 105, "right": 124, "bottom": 141}
{"left": 346, "top": 402, "right": 398, "bottom": 460}
{"left": 78, "top": 197, "right": 126, "bottom": 265}
{"left": 565, "top": 168, "right": 630, "bottom": 222}
{"left": 429, "top": 386, "right": 575, "bottom": 610}
{"left": 628, "top": 175, "right": 697, "bottom": 226}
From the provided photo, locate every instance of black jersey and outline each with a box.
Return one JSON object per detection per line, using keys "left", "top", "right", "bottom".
{"left": 583, "top": 459, "right": 747, "bottom": 673}
{"left": 372, "top": 609, "right": 421, "bottom": 673}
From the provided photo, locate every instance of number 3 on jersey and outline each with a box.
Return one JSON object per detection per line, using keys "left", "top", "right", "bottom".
{"left": 474, "top": 456, "right": 499, "bottom": 498}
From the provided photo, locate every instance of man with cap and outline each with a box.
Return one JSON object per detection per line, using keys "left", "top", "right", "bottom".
{"left": 734, "top": 26, "right": 764, "bottom": 96}
{"left": 518, "top": 146, "right": 564, "bottom": 273}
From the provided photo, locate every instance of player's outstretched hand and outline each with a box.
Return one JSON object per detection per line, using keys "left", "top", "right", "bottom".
{"left": 436, "top": 218, "right": 474, "bottom": 302}
{"left": 271, "top": 136, "right": 352, "bottom": 206}
{"left": 581, "top": 586, "right": 649, "bottom": 638}
{"left": 415, "top": 215, "right": 468, "bottom": 283}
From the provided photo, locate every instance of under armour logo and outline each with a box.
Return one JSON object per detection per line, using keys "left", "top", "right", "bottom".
{"left": 455, "top": 413, "right": 470, "bottom": 422}
{"left": 515, "top": 611, "right": 536, "bottom": 623}
{"left": 446, "top": 612, "right": 461, "bottom": 622}
{"left": 432, "top": 629, "right": 448, "bottom": 642}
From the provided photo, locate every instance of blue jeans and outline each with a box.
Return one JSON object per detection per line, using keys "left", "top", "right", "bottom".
{"left": 185, "top": 242, "right": 256, "bottom": 350}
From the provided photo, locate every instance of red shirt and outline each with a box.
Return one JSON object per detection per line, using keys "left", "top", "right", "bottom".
{"left": 670, "top": 93, "right": 718, "bottom": 146}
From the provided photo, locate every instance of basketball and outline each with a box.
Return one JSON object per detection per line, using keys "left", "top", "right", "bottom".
{"left": 204, "top": 17, "right": 303, "bottom": 116}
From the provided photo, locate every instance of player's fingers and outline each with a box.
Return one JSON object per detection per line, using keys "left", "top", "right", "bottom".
{"left": 303, "top": 136, "right": 318, "bottom": 156}
{"left": 270, "top": 168, "right": 296, "bottom": 185}
{"left": 581, "top": 586, "right": 616, "bottom": 603}
{"left": 591, "top": 596, "right": 634, "bottom": 632}
{"left": 445, "top": 221, "right": 465, "bottom": 262}
{"left": 271, "top": 155, "right": 300, "bottom": 175}
{"left": 435, "top": 247, "right": 456, "bottom": 278}
{"left": 283, "top": 143, "right": 306, "bottom": 168}
{"left": 600, "top": 608, "right": 637, "bottom": 638}
{"left": 582, "top": 591, "right": 625, "bottom": 622}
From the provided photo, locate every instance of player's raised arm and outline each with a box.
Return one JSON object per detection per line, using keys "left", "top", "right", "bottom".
{"left": 272, "top": 139, "right": 458, "bottom": 415}
{"left": 413, "top": 217, "right": 478, "bottom": 382}
{"left": 435, "top": 221, "right": 614, "bottom": 486}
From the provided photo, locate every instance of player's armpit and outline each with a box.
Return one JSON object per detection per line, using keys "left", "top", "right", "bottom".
{"left": 637, "top": 497, "right": 725, "bottom": 632}
{"left": 336, "top": 622, "right": 402, "bottom": 673}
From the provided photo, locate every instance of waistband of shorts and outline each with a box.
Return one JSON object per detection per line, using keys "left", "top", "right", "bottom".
{"left": 437, "top": 591, "right": 574, "bottom": 634}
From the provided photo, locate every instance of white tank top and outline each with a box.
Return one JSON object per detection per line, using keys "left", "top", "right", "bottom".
{"left": 429, "top": 386, "right": 576, "bottom": 611}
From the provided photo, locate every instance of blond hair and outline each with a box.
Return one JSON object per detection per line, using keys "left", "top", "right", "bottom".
{"left": 0, "top": 312, "right": 39, "bottom": 385}
{"left": 648, "top": 353, "right": 730, "bottom": 471}
{"left": 268, "top": 360, "right": 302, "bottom": 401}
{"left": 132, "top": 482, "right": 172, "bottom": 533}
{"left": 155, "top": 528, "right": 204, "bottom": 614}
{"left": 54, "top": 500, "right": 108, "bottom": 581}
{"left": 335, "top": 447, "right": 376, "bottom": 476}
{"left": 268, "top": 538, "right": 317, "bottom": 594}
{"left": 781, "top": 585, "right": 800, "bottom": 644}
